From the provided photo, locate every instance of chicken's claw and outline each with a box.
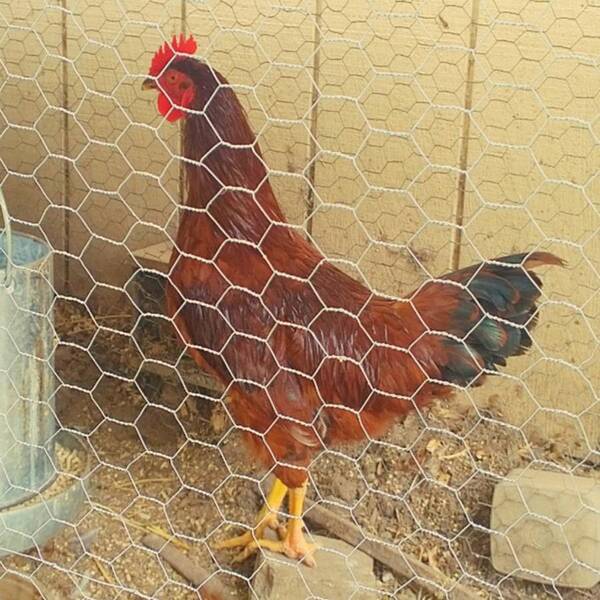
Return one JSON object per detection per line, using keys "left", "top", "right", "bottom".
{"left": 233, "top": 534, "right": 319, "bottom": 567}
{"left": 214, "top": 479, "right": 318, "bottom": 566}
{"left": 214, "top": 512, "right": 286, "bottom": 551}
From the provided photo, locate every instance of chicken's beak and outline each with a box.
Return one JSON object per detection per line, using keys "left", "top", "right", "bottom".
{"left": 142, "top": 78, "right": 158, "bottom": 91}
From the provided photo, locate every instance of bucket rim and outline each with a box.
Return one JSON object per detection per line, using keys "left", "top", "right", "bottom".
{"left": 0, "top": 230, "right": 52, "bottom": 270}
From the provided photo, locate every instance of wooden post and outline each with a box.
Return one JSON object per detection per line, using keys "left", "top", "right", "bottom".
{"left": 305, "top": 0, "right": 323, "bottom": 237}
{"left": 61, "top": 0, "right": 71, "bottom": 294}
{"left": 179, "top": 0, "right": 188, "bottom": 210}
{"left": 450, "top": 0, "right": 480, "bottom": 271}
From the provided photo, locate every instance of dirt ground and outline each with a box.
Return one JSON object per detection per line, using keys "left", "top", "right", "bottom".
{"left": 1, "top": 297, "right": 598, "bottom": 600}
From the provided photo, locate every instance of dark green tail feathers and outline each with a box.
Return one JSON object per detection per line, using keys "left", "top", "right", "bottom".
{"left": 441, "top": 251, "right": 565, "bottom": 387}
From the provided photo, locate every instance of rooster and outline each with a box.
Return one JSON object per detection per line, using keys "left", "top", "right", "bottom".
{"left": 142, "top": 35, "right": 563, "bottom": 566}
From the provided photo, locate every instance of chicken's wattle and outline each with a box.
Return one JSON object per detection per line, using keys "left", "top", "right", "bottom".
{"left": 157, "top": 93, "right": 184, "bottom": 122}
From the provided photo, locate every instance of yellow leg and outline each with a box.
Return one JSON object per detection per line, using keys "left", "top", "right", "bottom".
{"left": 214, "top": 477, "right": 288, "bottom": 552}
{"left": 255, "top": 477, "right": 288, "bottom": 536}
{"left": 238, "top": 481, "right": 319, "bottom": 566}
{"left": 283, "top": 482, "right": 319, "bottom": 566}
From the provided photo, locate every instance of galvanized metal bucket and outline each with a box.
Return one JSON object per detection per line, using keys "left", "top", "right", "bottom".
{"left": 0, "top": 189, "right": 57, "bottom": 509}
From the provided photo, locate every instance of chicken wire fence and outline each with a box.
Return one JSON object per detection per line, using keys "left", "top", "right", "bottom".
{"left": 0, "top": 0, "right": 598, "bottom": 598}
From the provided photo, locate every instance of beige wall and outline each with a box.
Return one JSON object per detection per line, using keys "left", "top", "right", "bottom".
{"left": 0, "top": 0, "right": 599, "bottom": 448}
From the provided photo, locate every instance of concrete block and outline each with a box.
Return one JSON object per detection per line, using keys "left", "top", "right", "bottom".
{"left": 491, "top": 468, "right": 600, "bottom": 588}
{"left": 252, "top": 534, "right": 379, "bottom": 600}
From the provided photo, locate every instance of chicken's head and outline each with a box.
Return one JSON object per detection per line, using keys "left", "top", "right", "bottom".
{"left": 142, "top": 34, "right": 198, "bottom": 122}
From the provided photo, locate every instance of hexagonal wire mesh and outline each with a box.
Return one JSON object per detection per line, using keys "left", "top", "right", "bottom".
{"left": 0, "top": 0, "right": 598, "bottom": 598}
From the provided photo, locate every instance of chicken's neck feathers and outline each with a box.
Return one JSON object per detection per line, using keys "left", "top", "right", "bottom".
{"left": 181, "top": 87, "right": 284, "bottom": 220}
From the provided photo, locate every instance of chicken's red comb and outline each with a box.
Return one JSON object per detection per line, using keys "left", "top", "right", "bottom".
{"left": 149, "top": 34, "right": 197, "bottom": 77}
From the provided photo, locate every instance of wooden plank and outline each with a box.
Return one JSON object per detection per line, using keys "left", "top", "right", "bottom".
{"left": 142, "top": 533, "right": 235, "bottom": 599}
{"left": 142, "top": 359, "right": 223, "bottom": 396}
{"left": 132, "top": 241, "right": 172, "bottom": 272}
{"left": 304, "top": 499, "right": 482, "bottom": 600}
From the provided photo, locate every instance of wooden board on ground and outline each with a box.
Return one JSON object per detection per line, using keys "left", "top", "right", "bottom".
{"left": 132, "top": 241, "right": 172, "bottom": 272}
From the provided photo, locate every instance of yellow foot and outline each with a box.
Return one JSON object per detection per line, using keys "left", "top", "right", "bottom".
{"left": 214, "top": 479, "right": 318, "bottom": 566}
{"left": 235, "top": 534, "right": 319, "bottom": 567}
{"left": 214, "top": 512, "right": 287, "bottom": 551}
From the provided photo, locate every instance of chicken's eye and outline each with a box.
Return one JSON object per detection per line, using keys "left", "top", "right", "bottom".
{"left": 167, "top": 72, "right": 177, "bottom": 83}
